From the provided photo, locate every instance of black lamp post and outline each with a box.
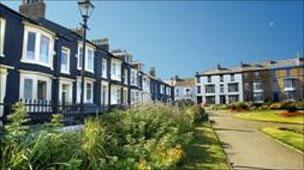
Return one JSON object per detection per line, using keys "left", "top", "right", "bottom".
{"left": 78, "top": 0, "right": 94, "bottom": 123}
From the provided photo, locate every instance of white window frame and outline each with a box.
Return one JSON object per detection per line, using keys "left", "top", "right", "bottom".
{"left": 19, "top": 71, "right": 52, "bottom": 101}
{"left": 60, "top": 47, "right": 70, "bottom": 74}
{"left": 76, "top": 78, "right": 94, "bottom": 103}
{"left": 102, "top": 58, "right": 107, "bottom": 78}
{"left": 77, "top": 43, "right": 95, "bottom": 73}
{"left": 110, "top": 59, "right": 122, "bottom": 81}
{"left": 21, "top": 24, "right": 54, "bottom": 69}
{"left": 101, "top": 81, "right": 108, "bottom": 106}
{"left": 0, "top": 18, "right": 6, "bottom": 57}
{"left": 59, "top": 78, "right": 73, "bottom": 104}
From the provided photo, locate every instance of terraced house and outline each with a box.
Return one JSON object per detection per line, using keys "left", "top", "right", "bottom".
{"left": 196, "top": 57, "right": 304, "bottom": 104}
{"left": 0, "top": 1, "right": 174, "bottom": 124}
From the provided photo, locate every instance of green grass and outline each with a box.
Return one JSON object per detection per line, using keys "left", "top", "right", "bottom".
{"left": 234, "top": 110, "right": 304, "bottom": 124}
{"left": 178, "top": 122, "right": 229, "bottom": 170}
{"left": 260, "top": 127, "right": 304, "bottom": 152}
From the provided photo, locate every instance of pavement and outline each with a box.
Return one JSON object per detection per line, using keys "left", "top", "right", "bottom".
{"left": 209, "top": 110, "right": 304, "bottom": 170}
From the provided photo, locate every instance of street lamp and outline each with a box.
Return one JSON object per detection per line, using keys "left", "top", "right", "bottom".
{"left": 78, "top": 0, "right": 94, "bottom": 123}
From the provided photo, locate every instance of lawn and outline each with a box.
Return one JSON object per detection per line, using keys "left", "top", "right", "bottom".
{"left": 234, "top": 110, "right": 304, "bottom": 124}
{"left": 260, "top": 127, "right": 304, "bottom": 152}
{"left": 178, "top": 122, "right": 229, "bottom": 170}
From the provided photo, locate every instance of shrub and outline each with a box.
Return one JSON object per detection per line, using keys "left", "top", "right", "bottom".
{"left": 183, "top": 105, "right": 207, "bottom": 123}
{"left": 227, "top": 102, "right": 248, "bottom": 111}
{"left": 1, "top": 104, "right": 197, "bottom": 170}
{"left": 279, "top": 111, "right": 304, "bottom": 117}
{"left": 210, "top": 104, "right": 227, "bottom": 110}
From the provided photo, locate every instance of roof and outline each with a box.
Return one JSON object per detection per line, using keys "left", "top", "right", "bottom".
{"left": 199, "top": 57, "right": 304, "bottom": 76}
{"left": 174, "top": 77, "right": 195, "bottom": 87}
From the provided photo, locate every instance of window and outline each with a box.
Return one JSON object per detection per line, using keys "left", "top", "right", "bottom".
{"left": 285, "top": 91, "right": 295, "bottom": 101}
{"left": 228, "top": 83, "right": 239, "bottom": 92}
{"left": 286, "top": 69, "right": 290, "bottom": 77}
{"left": 176, "top": 88, "right": 180, "bottom": 97}
{"left": 230, "top": 74, "right": 235, "bottom": 81}
{"left": 160, "top": 85, "right": 164, "bottom": 94}
{"left": 207, "top": 75, "right": 212, "bottom": 83}
{"left": 205, "top": 85, "right": 215, "bottom": 93}
{"left": 39, "top": 35, "right": 50, "bottom": 64}
{"left": 197, "top": 77, "right": 200, "bottom": 83}
{"left": 102, "top": 58, "right": 107, "bottom": 78}
{"left": 22, "top": 26, "right": 54, "bottom": 68}
{"left": 253, "top": 92, "right": 264, "bottom": 102}
{"left": 284, "top": 79, "right": 296, "bottom": 88}
{"left": 37, "top": 80, "right": 47, "bottom": 100}
{"left": 124, "top": 69, "right": 128, "bottom": 84}
{"left": 24, "top": 79, "right": 33, "bottom": 100}
{"left": 87, "top": 49, "right": 94, "bottom": 71}
{"left": 205, "top": 96, "right": 215, "bottom": 104}
{"left": 86, "top": 82, "right": 92, "bottom": 102}
{"left": 101, "top": 84, "right": 108, "bottom": 105}
{"left": 20, "top": 74, "right": 51, "bottom": 101}
{"left": 26, "top": 32, "right": 36, "bottom": 60}
{"left": 77, "top": 45, "right": 94, "bottom": 72}
{"left": 0, "top": 18, "right": 6, "bottom": 56}
{"left": 220, "top": 75, "right": 223, "bottom": 82}
{"left": 131, "top": 70, "right": 136, "bottom": 85}
{"left": 111, "top": 60, "right": 122, "bottom": 81}
{"left": 254, "top": 72, "right": 259, "bottom": 77}
{"left": 197, "top": 86, "right": 201, "bottom": 94}
{"left": 243, "top": 73, "right": 248, "bottom": 79}
{"left": 253, "top": 81, "right": 263, "bottom": 91}
{"left": 117, "top": 88, "right": 121, "bottom": 104}
{"left": 228, "top": 95, "right": 239, "bottom": 103}
{"left": 220, "top": 84, "right": 224, "bottom": 93}
{"left": 78, "top": 46, "right": 83, "bottom": 68}
{"left": 61, "top": 47, "right": 70, "bottom": 73}
{"left": 60, "top": 82, "right": 72, "bottom": 104}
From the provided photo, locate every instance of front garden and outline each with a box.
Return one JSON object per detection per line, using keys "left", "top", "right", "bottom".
{"left": 0, "top": 102, "right": 227, "bottom": 170}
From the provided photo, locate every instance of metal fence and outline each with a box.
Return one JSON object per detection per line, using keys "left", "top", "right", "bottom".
{"left": 0, "top": 99, "right": 108, "bottom": 126}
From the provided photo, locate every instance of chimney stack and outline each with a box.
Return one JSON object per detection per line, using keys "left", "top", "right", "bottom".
{"left": 19, "top": 0, "right": 46, "bottom": 20}
{"left": 92, "top": 38, "right": 109, "bottom": 51}
{"left": 149, "top": 67, "right": 156, "bottom": 77}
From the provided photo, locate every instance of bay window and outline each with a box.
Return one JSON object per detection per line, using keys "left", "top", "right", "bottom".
{"left": 76, "top": 78, "right": 94, "bottom": 103}
{"left": 22, "top": 25, "right": 54, "bottom": 68}
{"left": 20, "top": 72, "right": 52, "bottom": 101}
{"left": 61, "top": 47, "right": 70, "bottom": 74}
{"left": 59, "top": 79, "right": 73, "bottom": 104}
{"left": 0, "top": 18, "right": 6, "bottom": 57}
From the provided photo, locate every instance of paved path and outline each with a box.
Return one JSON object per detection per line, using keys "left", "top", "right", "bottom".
{"left": 209, "top": 110, "right": 304, "bottom": 170}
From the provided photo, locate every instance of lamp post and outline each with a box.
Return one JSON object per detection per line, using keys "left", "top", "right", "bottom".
{"left": 78, "top": 0, "right": 94, "bottom": 123}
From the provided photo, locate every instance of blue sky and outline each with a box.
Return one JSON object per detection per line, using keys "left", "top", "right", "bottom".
{"left": 2, "top": 0, "right": 303, "bottom": 79}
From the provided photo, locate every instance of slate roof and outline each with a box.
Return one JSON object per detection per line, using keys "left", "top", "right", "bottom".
{"left": 199, "top": 57, "right": 303, "bottom": 76}
{"left": 174, "top": 77, "right": 195, "bottom": 87}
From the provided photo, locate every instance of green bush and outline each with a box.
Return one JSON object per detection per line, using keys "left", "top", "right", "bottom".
{"left": 1, "top": 104, "right": 198, "bottom": 170}
{"left": 269, "top": 102, "right": 303, "bottom": 111}
{"left": 227, "top": 102, "right": 248, "bottom": 111}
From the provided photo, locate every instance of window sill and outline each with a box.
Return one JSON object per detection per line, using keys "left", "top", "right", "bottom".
{"left": 60, "top": 71, "right": 70, "bottom": 75}
{"left": 0, "top": 54, "right": 4, "bottom": 57}
{"left": 21, "top": 59, "right": 53, "bottom": 70}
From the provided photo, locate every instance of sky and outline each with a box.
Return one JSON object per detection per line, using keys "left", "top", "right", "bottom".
{"left": 2, "top": 0, "right": 303, "bottom": 79}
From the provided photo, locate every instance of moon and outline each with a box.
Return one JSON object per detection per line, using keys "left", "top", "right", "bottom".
{"left": 269, "top": 21, "right": 274, "bottom": 27}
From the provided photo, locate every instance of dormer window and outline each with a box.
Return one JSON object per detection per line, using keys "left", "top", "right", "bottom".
{"left": 22, "top": 25, "right": 54, "bottom": 69}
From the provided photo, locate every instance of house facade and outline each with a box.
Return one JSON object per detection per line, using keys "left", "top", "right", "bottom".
{"left": 196, "top": 57, "right": 304, "bottom": 105}
{"left": 0, "top": 1, "right": 174, "bottom": 124}
{"left": 196, "top": 65, "right": 244, "bottom": 104}
{"left": 169, "top": 76, "right": 196, "bottom": 103}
